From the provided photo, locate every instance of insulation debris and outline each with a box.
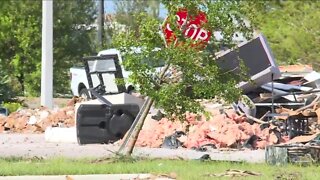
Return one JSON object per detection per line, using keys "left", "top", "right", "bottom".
{"left": 133, "top": 110, "right": 289, "bottom": 149}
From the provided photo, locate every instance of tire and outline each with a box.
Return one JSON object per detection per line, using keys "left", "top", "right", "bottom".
{"left": 126, "top": 86, "right": 135, "bottom": 94}
{"left": 234, "top": 95, "right": 256, "bottom": 117}
{"left": 79, "top": 88, "right": 90, "bottom": 100}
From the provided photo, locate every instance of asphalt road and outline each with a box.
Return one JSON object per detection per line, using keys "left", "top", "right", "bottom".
{"left": 0, "top": 133, "right": 265, "bottom": 163}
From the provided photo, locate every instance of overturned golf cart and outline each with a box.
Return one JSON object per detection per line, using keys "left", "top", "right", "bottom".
{"left": 75, "top": 53, "right": 144, "bottom": 144}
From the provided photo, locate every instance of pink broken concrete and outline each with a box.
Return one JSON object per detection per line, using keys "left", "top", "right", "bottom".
{"left": 134, "top": 109, "right": 288, "bottom": 149}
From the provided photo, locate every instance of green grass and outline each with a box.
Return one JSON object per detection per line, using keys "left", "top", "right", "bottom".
{"left": 0, "top": 157, "right": 319, "bottom": 179}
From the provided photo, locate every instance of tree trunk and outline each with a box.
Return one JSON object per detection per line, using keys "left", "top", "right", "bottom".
{"left": 125, "top": 97, "right": 154, "bottom": 156}
{"left": 17, "top": 73, "right": 24, "bottom": 93}
{"left": 121, "top": 65, "right": 170, "bottom": 156}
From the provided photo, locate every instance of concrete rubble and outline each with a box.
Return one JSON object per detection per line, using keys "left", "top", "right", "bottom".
{"left": 0, "top": 97, "right": 80, "bottom": 133}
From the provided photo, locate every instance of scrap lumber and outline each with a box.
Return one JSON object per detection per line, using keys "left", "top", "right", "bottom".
{"left": 237, "top": 111, "right": 266, "bottom": 124}
{"left": 204, "top": 169, "right": 261, "bottom": 177}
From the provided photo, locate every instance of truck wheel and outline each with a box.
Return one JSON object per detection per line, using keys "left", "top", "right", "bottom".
{"left": 79, "top": 88, "right": 90, "bottom": 100}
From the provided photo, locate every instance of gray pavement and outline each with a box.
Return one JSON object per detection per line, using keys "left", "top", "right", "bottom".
{"left": 0, "top": 133, "right": 265, "bottom": 163}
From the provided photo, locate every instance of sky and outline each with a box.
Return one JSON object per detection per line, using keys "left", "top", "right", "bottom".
{"left": 104, "top": 0, "right": 168, "bottom": 18}
{"left": 103, "top": 0, "right": 117, "bottom": 14}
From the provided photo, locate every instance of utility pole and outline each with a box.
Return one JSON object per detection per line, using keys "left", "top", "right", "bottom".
{"left": 41, "top": 0, "right": 53, "bottom": 109}
{"left": 97, "top": 0, "right": 104, "bottom": 48}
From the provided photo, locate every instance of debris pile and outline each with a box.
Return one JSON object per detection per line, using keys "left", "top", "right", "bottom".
{"left": 234, "top": 65, "right": 320, "bottom": 138}
{"left": 134, "top": 65, "right": 320, "bottom": 150}
{"left": 0, "top": 97, "right": 81, "bottom": 133}
{"left": 135, "top": 109, "right": 288, "bottom": 150}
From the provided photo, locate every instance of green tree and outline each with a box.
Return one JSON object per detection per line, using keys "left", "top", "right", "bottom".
{"left": 114, "top": 0, "right": 161, "bottom": 27}
{"left": 53, "top": 0, "right": 96, "bottom": 95}
{"left": 0, "top": 0, "right": 96, "bottom": 96}
{"left": 148, "top": 0, "right": 161, "bottom": 18}
{"left": 0, "top": 1, "right": 41, "bottom": 95}
{"left": 105, "top": 0, "right": 162, "bottom": 46}
{"left": 243, "top": 1, "right": 320, "bottom": 68}
{"left": 0, "top": 64, "right": 17, "bottom": 102}
{"left": 114, "top": 0, "right": 252, "bottom": 155}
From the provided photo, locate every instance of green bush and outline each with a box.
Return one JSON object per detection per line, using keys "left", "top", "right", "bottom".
{"left": 2, "top": 102, "right": 22, "bottom": 114}
{"left": 0, "top": 75, "right": 15, "bottom": 101}
{"left": 0, "top": 61, "right": 20, "bottom": 101}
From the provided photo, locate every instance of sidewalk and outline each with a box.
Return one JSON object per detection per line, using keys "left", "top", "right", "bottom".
{"left": 0, "top": 133, "right": 265, "bottom": 163}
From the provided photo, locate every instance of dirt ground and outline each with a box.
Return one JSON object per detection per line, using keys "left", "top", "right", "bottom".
{"left": 19, "top": 97, "right": 72, "bottom": 109}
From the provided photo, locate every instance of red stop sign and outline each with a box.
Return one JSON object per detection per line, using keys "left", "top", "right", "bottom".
{"left": 163, "top": 9, "right": 211, "bottom": 47}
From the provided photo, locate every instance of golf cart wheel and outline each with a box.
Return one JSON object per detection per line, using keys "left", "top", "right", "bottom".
{"left": 79, "top": 88, "right": 90, "bottom": 100}
{"left": 235, "top": 95, "right": 257, "bottom": 117}
{"left": 126, "top": 86, "right": 135, "bottom": 94}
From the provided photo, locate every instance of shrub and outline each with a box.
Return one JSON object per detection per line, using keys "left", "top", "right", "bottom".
{"left": 0, "top": 75, "right": 16, "bottom": 102}
{"left": 2, "top": 102, "right": 22, "bottom": 114}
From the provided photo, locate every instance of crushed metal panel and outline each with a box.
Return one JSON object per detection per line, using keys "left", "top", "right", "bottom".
{"left": 266, "top": 145, "right": 288, "bottom": 165}
{"left": 263, "top": 82, "right": 312, "bottom": 92}
{"left": 216, "top": 34, "right": 281, "bottom": 93}
{"left": 303, "top": 71, "right": 320, "bottom": 88}
{"left": 266, "top": 145, "right": 320, "bottom": 165}
{"left": 260, "top": 85, "right": 297, "bottom": 102}
{"left": 304, "top": 71, "right": 320, "bottom": 82}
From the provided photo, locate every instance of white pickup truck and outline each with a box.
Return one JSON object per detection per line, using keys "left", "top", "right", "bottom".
{"left": 70, "top": 49, "right": 134, "bottom": 99}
